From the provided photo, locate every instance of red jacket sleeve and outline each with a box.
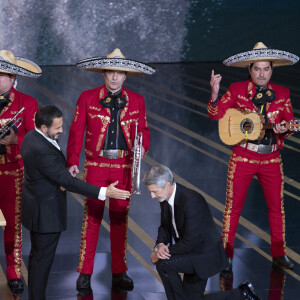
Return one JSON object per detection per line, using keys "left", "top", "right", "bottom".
{"left": 17, "top": 95, "right": 38, "bottom": 150}
{"left": 137, "top": 94, "right": 150, "bottom": 154}
{"left": 67, "top": 93, "right": 87, "bottom": 167}
{"left": 207, "top": 83, "right": 237, "bottom": 121}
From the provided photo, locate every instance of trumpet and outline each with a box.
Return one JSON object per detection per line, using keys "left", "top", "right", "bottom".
{"left": 131, "top": 122, "right": 143, "bottom": 195}
{"left": 0, "top": 107, "right": 25, "bottom": 139}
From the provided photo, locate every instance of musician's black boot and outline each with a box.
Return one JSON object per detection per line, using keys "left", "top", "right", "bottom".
{"left": 7, "top": 279, "right": 24, "bottom": 295}
{"left": 272, "top": 255, "right": 294, "bottom": 270}
{"left": 76, "top": 273, "right": 91, "bottom": 291}
{"left": 112, "top": 272, "right": 134, "bottom": 291}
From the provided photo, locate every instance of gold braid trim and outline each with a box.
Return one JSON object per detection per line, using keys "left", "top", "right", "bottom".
{"left": 279, "top": 161, "right": 286, "bottom": 251}
{"left": 84, "top": 162, "right": 132, "bottom": 168}
{"left": 207, "top": 102, "right": 218, "bottom": 115}
{"left": 122, "top": 205, "right": 130, "bottom": 268}
{"left": 13, "top": 168, "right": 23, "bottom": 278}
{"left": 222, "top": 153, "right": 236, "bottom": 247}
{"left": 234, "top": 156, "right": 281, "bottom": 165}
{"left": 78, "top": 165, "right": 89, "bottom": 272}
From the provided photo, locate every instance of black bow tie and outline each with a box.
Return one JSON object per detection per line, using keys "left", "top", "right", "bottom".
{"left": 0, "top": 95, "right": 11, "bottom": 112}
{"left": 252, "top": 89, "right": 276, "bottom": 106}
{"left": 100, "top": 92, "right": 127, "bottom": 110}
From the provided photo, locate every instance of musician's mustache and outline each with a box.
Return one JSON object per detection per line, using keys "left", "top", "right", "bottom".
{"left": 257, "top": 77, "right": 266, "bottom": 80}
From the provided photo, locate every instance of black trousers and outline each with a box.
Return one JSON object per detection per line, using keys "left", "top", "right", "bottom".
{"left": 28, "top": 231, "right": 61, "bottom": 300}
{"left": 156, "top": 253, "right": 242, "bottom": 300}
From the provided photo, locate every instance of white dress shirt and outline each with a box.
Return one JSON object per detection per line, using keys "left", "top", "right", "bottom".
{"left": 35, "top": 127, "right": 61, "bottom": 150}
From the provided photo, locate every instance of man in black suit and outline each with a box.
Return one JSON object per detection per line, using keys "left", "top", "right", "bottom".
{"left": 21, "top": 105, "right": 130, "bottom": 300}
{"left": 143, "top": 165, "right": 261, "bottom": 300}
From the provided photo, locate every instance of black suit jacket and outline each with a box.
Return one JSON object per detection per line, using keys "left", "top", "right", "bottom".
{"left": 156, "top": 183, "right": 228, "bottom": 279}
{"left": 21, "top": 129, "right": 100, "bottom": 233}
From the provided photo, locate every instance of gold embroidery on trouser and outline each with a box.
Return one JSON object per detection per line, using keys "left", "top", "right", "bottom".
{"left": 78, "top": 165, "right": 88, "bottom": 272}
{"left": 14, "top": 168, "right": 23, "bottom": 278}
{"left": 122, "top": 205, "right": 130, "bottom": 268}
{"left": 222, "top": 153, "right": 236, "bottom": 248}
{"left": 279, "top": 161, "right": 286, "bottom": 251}
{"left": 122, "top": 167, "right": 134, "bottom": 266}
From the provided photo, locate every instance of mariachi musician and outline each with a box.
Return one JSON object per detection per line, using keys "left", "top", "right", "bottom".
{"left": 67, "top": 48, "right": 155, "bottom": 291}
{"left": 208, "top": 42, "right": 298, "bottom": 272}
{"left": 0, "top": 50, "right": 41, "bottom": 294}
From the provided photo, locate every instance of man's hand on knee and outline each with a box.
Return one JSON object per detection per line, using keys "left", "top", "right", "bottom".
{"left": 157, "top": 244, "right": 171, "bottom": 260}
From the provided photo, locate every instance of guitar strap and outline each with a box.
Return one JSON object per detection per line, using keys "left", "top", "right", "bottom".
{"left": 260, "top": 105, "right": 264, "bottom": 114}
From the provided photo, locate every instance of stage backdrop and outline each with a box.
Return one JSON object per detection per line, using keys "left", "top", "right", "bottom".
{"left": 1, "top": 0, "right": 299, "bottom": 64}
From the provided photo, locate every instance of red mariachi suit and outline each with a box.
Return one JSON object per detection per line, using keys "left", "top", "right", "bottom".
{"left": 207, "top": 79, "right": 294, "bottom": 258}
{"left": 67, "top": 85, "right": 150, "bottom": 274}
{"left": 0, "top": 87, "right": 38, "bottom": 280}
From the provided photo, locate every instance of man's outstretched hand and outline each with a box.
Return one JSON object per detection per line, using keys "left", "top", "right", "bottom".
{"left": 106, "top": 181, "right": 131, "bottom": 200}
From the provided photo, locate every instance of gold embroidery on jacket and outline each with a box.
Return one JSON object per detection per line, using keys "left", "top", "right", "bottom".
{"left": 74, "top": 106, "right": 80, "bottom": 122}
{"left": 237, "top": 95, "right": 248, "bottom": 101}
{"left": 99, "top": 88, "right": 104, "bottom": 99}
{"left": 85, "top": 149, "right": 93, "bottom": 156}
{"left": 90, "top": 106, "right": 102, "bottom": 111}
{"left": 129, "top": 110, "right": 139, "bottom": 115}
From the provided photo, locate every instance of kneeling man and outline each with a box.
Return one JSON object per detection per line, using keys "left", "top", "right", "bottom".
{"left": 143, "top": 165, "right": 260, "bottom": 300}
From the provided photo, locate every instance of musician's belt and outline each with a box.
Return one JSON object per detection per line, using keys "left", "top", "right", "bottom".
{"left": 239, "top": 142, "right": 278, "bottom": 154}
{"left": 99, "top": 150, "right": 128, "bottom": 159}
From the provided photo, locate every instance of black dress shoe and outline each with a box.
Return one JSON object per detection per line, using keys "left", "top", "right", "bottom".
{"left": 112, "top": 272, "right": 133, "bottom": 291}
{"left": 7, "top": 279, "right": 24, "bottom": 295}
{"left": 272, "top": 255, "right": 294, "bottom": 269}
{"left": 76, "top": 273, "right": 91, "bottom": 291}
{"left": 238, "top": 281, "right": 261, "bottom": 300}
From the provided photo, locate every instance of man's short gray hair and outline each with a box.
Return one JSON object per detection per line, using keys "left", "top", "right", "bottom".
{"left": 143, "top": 165, "right": 175, "bottom": 188}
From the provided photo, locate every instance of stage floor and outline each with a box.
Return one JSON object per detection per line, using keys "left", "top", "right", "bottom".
{"left": 1, "top": 62, "right": 300, "bottom": 299}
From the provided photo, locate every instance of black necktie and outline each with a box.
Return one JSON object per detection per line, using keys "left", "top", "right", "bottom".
{"left": 0, "top": 95, "right": 11, "bottom": 113}
{"left": 100, "top": 93, "right": 127, "bottom": 110}
{"left": 252, "top": 88, "right": 276, "bottom": 106}
{"left": 167, "top": 202, "right": 179, "bottom": 242}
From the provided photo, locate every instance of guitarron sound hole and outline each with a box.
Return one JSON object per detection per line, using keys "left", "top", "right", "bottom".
{"left": 240, "top": 118, "right": 254, "bottom": 134}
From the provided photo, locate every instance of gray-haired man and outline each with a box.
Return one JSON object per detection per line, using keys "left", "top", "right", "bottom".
{"left": 143, "top": 165, "right": 261, "bottom": 300}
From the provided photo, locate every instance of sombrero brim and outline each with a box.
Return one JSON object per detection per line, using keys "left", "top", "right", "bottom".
{"left": 76, "top": 57, "right": 155, "bottom": 75}
{"left": 223, "top": 49, "right": 299, "bottom": 68}
{"left": 0, "top": 56, "right": 42, "bottom": 78}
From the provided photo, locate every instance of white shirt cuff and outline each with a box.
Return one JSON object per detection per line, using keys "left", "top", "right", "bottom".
{"left": 98, "top": 187, "right": 107, "bottom": 201}
{"left": 153, "top": 243, "right": 164, "bottom": 252}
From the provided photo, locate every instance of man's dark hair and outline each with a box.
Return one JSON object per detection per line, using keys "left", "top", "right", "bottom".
{"left": 35, "top": 105, "right": 63, "bottom": 128}
{"left": 249, "top": 61, "right": 273, "bottom": 70}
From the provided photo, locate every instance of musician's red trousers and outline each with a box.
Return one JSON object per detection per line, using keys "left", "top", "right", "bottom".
{"left": 77, "top": 156, "right": 132, "bottom": 274}
{"left": 0, "top": 162, "right": 23, "bottom": 280}
{"left": 222, "top": 146, "right": 286, "bottom": 258}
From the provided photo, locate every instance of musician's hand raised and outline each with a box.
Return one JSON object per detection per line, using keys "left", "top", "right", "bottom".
{"left": 0, "top": 128, "right": 18, "bottom": 145}
{"left": 210, "top": 70, "right": 222, "bottom": 102}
